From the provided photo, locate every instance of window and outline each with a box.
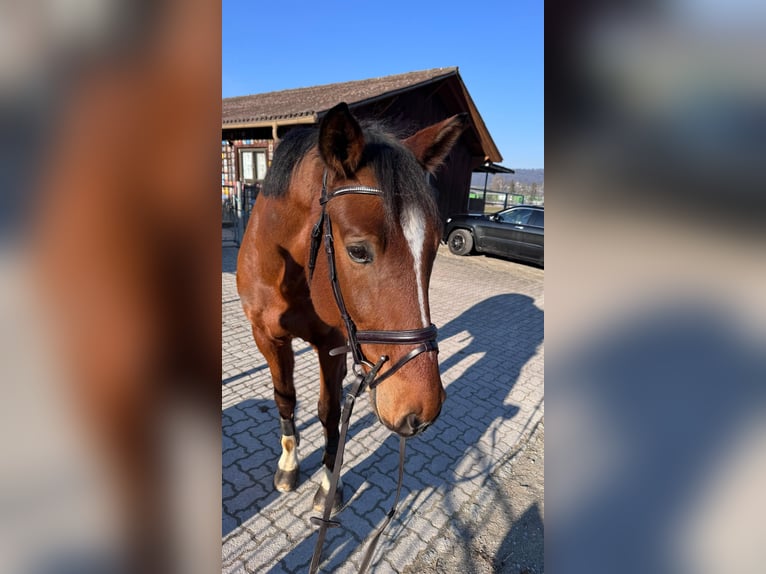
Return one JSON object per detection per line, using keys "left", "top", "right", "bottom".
{"left": 500, "top": 208, "right": 533, "bottom": 225}
{"left": 239, "top": 149, "right": 268, "bottom": 184}
{"left": 528, "top": 210, "right": 544, "bottom": 228}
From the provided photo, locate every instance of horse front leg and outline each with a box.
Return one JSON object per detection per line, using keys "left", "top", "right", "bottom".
{"left": 312, "top": 340, "right": 346, "bottom": 514}
{"left": 251, "top": 327, "right": 300, "bottom": 492}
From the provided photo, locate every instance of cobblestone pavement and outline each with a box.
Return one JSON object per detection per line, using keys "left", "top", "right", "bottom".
{"left": 222, "top": 245, "right": 544, "bottom": 573}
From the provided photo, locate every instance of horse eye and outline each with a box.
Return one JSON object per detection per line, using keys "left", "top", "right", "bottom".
{"left": 346, "top": 244, "right": 372, "bottom": 264}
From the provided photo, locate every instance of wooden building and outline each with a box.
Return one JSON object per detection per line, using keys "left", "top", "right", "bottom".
{"left": 222, "top": 67, "right": 505, "bottom": 221}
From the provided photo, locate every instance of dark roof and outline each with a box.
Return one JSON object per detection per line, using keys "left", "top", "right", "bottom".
{"left": 222, "top": 67, "right": 502, "bottom": 162}
{"left": 474, "top": 161, "right": 515, "bottom": 174}
{"left": 223, "top": 68, "right": 458, "bottom": 126}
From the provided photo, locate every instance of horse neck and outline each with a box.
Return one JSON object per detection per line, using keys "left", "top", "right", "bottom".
{"left": 290, "top": 156, "right": 324, "bottom": 210}
{"left": 273, "top": 159, "right": 326, "bottom": 266}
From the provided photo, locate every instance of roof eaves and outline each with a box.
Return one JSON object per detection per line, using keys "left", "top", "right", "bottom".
{"left": 451, "top": 71, "right": 502, "bottom": 163}
{"left": 221, "top": 111, "right": 317, "bottom": 129}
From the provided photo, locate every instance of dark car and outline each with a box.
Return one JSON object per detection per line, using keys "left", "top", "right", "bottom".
{"left": 443, "top": 205, "right": 544, "bottom": 266}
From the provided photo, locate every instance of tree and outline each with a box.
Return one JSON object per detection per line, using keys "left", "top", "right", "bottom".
{"left": 528, "top": 182, "right": 544, "bottom": 204}
{"left": 490, "top": 174, "right": 505, "bottom": 191}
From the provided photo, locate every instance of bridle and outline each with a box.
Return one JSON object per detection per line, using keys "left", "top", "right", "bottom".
{"left": 307, "top": 170, "right": 439, "bottom": 573}
{"left": 308, "top": 170, "right": 439, "bottom": 390}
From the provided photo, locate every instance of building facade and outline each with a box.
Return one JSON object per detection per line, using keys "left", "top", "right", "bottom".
{"left": 222, "top": 67, "right": 506, "bottom": 223}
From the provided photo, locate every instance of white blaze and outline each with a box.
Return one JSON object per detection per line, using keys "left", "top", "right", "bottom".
{"left": 400, "top": 205, "right": 429, "bottom": 327}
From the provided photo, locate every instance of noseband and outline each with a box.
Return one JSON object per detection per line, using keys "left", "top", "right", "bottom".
{"left": 307, "top": 170, "right": 439, "bottom": 573}
{"left": 308, "top": 170, "right": 439, "bottom": 391}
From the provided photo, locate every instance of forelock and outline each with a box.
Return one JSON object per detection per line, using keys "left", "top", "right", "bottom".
{"left": 359, "top": 126, "right": 439, "bottom": 233}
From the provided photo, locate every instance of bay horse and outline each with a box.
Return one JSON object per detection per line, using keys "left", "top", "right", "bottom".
{"left": 237, "top": 103, "right": 467, "bottom": 512}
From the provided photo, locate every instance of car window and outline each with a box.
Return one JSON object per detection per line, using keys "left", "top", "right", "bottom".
{"left": 499, "top": 208, "right": 533, "bottom": 225}
{"left": 529, "top": 210, "right": 544, "bottom": 227}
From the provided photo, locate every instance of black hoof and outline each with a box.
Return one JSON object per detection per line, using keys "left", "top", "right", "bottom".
{"left": 274, "top": 466, "right": 299, "bottom": 492}
{"left": 312, "top": 483, "right": 343, "bottom": 515}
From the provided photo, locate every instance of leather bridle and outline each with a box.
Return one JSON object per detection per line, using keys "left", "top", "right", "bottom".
{"left": 308, "top": 170, "right": 439, "bottom": 390}
{"left": 307, "top": 170, "right": 439, "bottom": 573}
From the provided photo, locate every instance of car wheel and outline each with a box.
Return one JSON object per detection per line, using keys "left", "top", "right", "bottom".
{"left": 448, "top": 229, "right": 473, "bottom": 256}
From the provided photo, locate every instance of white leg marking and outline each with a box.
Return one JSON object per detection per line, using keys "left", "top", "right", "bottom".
{"left": 321, "top": 466, "right": 342, "bottom": 492}
{"left": 400, "top": 205, "right": 429, "bottom": 327}
{"left": 277, "top": 435, "right": 299, "bottom": 471}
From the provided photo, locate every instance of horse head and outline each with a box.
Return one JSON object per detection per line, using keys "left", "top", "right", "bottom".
{"left": 314, "top": 103, "right": 467, "bottom": 437}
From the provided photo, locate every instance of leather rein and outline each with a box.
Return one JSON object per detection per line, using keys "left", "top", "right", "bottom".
{"left": 307, "top": 170, "right": 439, "bottom": 573}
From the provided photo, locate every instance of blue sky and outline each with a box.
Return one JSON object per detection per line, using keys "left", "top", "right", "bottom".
{"left": 222, "top": 0, "right": 543, "bottom": 168}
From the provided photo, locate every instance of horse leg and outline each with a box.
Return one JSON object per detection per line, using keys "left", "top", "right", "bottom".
{"left": 312, "top": 340, "right": 347, "bottom": 513}
{"left": 251, "top": 328, "right": 300, "bottom": 492}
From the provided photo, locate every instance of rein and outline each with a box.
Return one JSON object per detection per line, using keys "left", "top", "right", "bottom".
{"left": 307, "top": 171, "right": 438, "bottom": 573}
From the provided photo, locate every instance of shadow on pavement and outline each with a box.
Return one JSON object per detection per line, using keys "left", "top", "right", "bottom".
{"left": 223, "top": 292, "right": 544, "bottom": 572}
{"left": 280, "top": 293, "right": 544, "bottom": 572}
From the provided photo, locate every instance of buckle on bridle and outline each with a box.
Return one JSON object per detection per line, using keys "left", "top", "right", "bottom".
{"left": 357, "top": 355, "right": 388, "bottom": 388}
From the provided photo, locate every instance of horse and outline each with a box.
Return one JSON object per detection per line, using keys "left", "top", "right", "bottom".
{"left": 236, "top": 102, "right": 467, "bottom": 512}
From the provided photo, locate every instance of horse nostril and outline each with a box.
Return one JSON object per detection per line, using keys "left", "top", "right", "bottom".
{"left": 395, "top": 414, "right": 430, "bottom": 437}
{"left": 406, "top": 414, "right": 421, "bottom": 432}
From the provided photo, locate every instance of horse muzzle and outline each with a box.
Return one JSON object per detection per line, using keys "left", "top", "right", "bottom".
{"left": 370, "top": 386, "right": 445, "bottom": 438}
{"left": 393, "top": 410, "right": 439, "bottom": 437}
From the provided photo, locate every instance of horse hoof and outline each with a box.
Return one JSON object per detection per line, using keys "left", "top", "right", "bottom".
{"left": 312, "top": 483, "right": 343, "bottom": 515}
{"left": 274, "top": 467, "right": 299, "bottom": 492}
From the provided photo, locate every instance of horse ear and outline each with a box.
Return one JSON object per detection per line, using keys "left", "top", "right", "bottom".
{"left": 403, "top": 113, "right": 469, "bottom": 173}
{"left": 318, "top": 102, "right": 365, "bottom": 176}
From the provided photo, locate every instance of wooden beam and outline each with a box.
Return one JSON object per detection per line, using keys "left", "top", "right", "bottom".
{"left": 221, "top": 115, "right": 317, "bottom": 130}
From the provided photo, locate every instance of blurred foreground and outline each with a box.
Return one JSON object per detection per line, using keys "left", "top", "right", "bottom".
{"left": 1, "top": 1, "right": 220, "bottom": 573}
{"left": 548, "top": 1, "right": 766, "bottom": 573}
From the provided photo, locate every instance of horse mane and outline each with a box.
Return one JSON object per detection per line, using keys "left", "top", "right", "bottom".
{"left": 261, "top": 127, "right": 318, "bottom": 200}
{"left": 262, "top": 122, "right": 440, "bottom": 231}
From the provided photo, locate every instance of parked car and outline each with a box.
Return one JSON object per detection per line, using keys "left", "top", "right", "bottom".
{"left": 443, "top": 205, "right": 544, "bottom": 266}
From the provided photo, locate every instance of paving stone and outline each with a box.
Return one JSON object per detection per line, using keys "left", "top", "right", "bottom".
{"left": 222, "top": 244, "right": 544, "bottom": 572}
{"left": 243, "top": 530, "right": 289, "bottom": 572}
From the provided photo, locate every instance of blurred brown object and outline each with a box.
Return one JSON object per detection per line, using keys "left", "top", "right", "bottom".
{"left": 13, "top": 1, "right": 221, "bottom": 572}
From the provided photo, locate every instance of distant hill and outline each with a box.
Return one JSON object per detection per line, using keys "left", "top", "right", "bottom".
{"left": 471, "top": 168, "right": 544, "bottom": 188}
{"left": 509, "top": 168, "right": 544, "bottom": 185}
